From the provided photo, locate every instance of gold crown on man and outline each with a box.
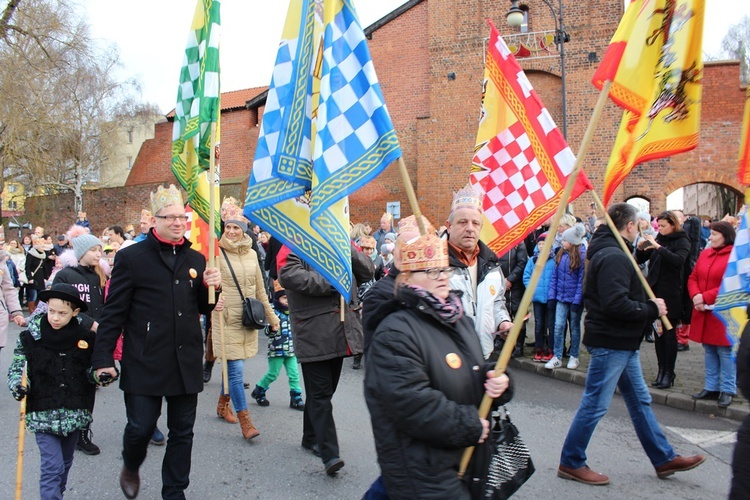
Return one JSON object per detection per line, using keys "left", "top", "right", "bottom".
{"left": 400, "top": 233, "right": 449, "bottom": 272}
{"left": 141, "top": 209, "right": 152, "bottom": 219}
{"left": 150, "top": 184, "right": 183, "bottom": 215}
{"left": 397, "top": 215, "right": 435, "bottom": 237}
{"left": 451, "top": 183, "right": 483, "bottom": 213}
{"left": 222, "top": 203, "right": 248, "bottom": 223}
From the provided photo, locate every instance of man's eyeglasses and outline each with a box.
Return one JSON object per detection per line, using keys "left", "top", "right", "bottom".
{"left": 361, "top": 247, "right": 375, "bottom": 251}
{"left": 154, "top": 215, "right": 188, "bottom": 223}
{"left": 414, "top": 267, "right": 455, "bottom": 279}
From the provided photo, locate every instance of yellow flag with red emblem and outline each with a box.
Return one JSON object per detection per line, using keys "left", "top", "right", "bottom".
{"left": 592, "top": 0, "right": 705, "bottom": 205}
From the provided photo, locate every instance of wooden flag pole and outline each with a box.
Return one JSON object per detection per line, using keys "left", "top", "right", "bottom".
{"left": 208, "top": 121, "right": 218, "bottom": 304}
{"left": 459, "top": 80, "right": 613, "bottom": 478}
{"left": 590, "top": 190, "right": 672, "bottom": 330}
{"left": 15, "top": 367, "right": 27, "bottom": 500}
{"left": 397, "top": 157, "right": 427, "bottom": 236}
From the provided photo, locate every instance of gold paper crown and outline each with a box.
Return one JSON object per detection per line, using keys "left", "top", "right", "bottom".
{"left": 150, "top": 185, "right": 183, "bottom": 215}
{"left": 221, "top": 196, "right": 238, "bottom": 209}
{"left": 273, "top": 279, "right": 284, "bottom": 293}
{"left": 399, "top": 233, "right": 449, "bottom": 272}
{"left": 140, "top": 209, "right": 152, "bottom": 219}
{"left": 451, "top": 183, "right": 483, "bottom": 213}
{"left": 397, "top": 215, "right": 435, "bottom": 236}
{"left": 222, "top": 203, "right": 248, "bottom": 223}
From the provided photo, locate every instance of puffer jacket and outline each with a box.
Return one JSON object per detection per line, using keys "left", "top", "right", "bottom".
{"left": 636, "top": 230, "right": 690, "bottom": 322}
{"left": 687, "top": 244, "right": 732, "bottom": 346}
{"left": 498, "top": 242, "right": 528, "bottom": 314}
{"left": 53, "top": 260, "right": 106, "bottom": 321}
{"left": 448, "top": 241, "right": 511, "bottom": 359}
{"left": 279, "top": 248, "right": 374, "bottom": 362}
{"left": 0, "top": 258, "right": 22, "bottom": 347}
{"left": 212, "top": 233, "right": 279, "bottom": 361}
{"left": 522, "top": 247, "right": 555, "bottom": 303}
{"left": 548, "top": 246, "right": 585, "bottom": 305}
{"left": 364, "top": 285, "right": 512, "bottom": 499}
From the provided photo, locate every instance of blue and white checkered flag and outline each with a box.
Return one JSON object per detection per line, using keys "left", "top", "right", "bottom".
{"left": 244, "top": 0, "right": 401, "bottom": 298}
{"left": 714, "top": 210, "right": 750, "bottom": 356}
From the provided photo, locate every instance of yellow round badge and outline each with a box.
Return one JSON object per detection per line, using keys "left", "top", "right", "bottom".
{"left": 77, "top": 340, "right": 89, "bottom": 349}
{"left": 489, "top": 285, "right": 496, "bottom": 296}
{"left": 189, "top": 268, "right": 198, "bottom": 279}
{"left": 445, "top": 353, "right": 462, "bottom": 370}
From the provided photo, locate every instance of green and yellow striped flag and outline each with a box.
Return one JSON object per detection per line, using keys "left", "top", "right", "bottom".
{"left": 171, "top": 0, "right": 221, "bottom": 236}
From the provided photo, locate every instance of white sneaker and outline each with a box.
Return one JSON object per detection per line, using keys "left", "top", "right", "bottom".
{"left": 545, "top": 356, "right": 562, "bottom": 369}
{"left": 567, "top": 356, "right": 579, "bottom": 370}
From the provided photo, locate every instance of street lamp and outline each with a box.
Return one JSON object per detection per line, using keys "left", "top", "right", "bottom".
{"left": 506, "top": 0, "right": 569, "bottom": 139}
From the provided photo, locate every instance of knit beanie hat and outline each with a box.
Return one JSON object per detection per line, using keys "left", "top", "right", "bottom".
{"left": 72, "top": 234, "right": 103, "bottom": 261}
{"left": 384, "top": 232, "right": 396, "bottom": 243}
{"left": 637, "top": 211, "right": 651, "bottom": 223}
{"left": 562, "top": 223, "right": 586, "bottom": 246}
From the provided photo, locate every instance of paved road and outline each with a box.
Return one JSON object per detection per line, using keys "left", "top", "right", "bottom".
{"left": 0, "top": 323, "right": 740, "bottom": 499}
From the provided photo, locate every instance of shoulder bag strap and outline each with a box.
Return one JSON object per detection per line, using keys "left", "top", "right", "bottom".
{"left": 220, "top": 247, "right": 246, "bottom": 301}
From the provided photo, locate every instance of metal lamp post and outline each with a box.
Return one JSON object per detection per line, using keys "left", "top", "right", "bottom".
{"left": 506, "top": 0, "right": 569, "bottom": 139}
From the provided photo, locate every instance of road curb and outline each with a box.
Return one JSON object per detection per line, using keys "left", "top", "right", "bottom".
{"left": 510, "top": 357, "right": 749, "bottom": 423}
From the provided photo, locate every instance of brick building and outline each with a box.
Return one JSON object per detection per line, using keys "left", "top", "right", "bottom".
{"left": 19, "top": 0, "right": 747, "bottom": 237}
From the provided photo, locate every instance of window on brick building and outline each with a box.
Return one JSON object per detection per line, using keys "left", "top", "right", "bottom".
{"left": 519, "top": 5, "right": 529, "bottom": 33}
{"left": 127, "top": 156, "right": 133, "bottom": 169}
{"left": 127, "top": 128, "right": 134, "bottom": 143}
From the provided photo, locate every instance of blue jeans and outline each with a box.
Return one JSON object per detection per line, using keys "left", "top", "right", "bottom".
{"left": 36, "top": 432, "right": 78, "bottom": 500}
{"left": 703, "top": 344, "right": 737, "bottom": 394}
{"left": 553, "top": 302, "right": 581, "bottom": 358}
{"left": 123, "top": 392, "right": 198, "bottom": 499}
{"left": 533, "top": 302, "right": 554, "bottom": 350}
{"left": 560, "top": 347, "right": 676, "bottom": 469}
{"left": 220, "top": 359, "right": 248, "bottom": 412}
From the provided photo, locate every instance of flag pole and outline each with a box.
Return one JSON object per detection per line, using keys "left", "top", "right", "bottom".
{"left": 208, "top": 122, "right": 217, "bottom": 304}
{"left": 15, "top": 367, "right": 27, "bottom": 500}
{"left": 398, "top": 157, "right": 427, "bottom": 236}
{"left": 459, "top": 80, "right": 613, "bottom": 478}
{"left": 590, "top": 190, "right": 672, "bottom": 330}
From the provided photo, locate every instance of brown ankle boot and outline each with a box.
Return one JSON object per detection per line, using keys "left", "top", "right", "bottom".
{"left": 236, "top": 410, "right": 260, "bottom": 440}
{"left": 216, "top": 394, "right": 238, "bottom": 424}
{"left": 28, "top": 301, "right": 36, "bottom": 314}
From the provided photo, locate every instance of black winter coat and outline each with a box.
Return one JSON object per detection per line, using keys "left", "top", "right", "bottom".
{"left": 636, "top": 230, "right": 690, "bottom": 322}
{"left": 26, "top": 249, "right": 51, "bottom": 291}
{"left": 584, "top": 226, "right": 660, "bottom": 350}
{"left": 53, "top": 265, "right": 105, "bottom": 321}
{"left": 91, "top": 231, "right": 216, "bottom": 396}
{"left": 365, "top": 286, "right": 511, "bottom": 499}
{"left": 279, "top": 249, "right": 374, "bottom": 362}
{"left": 498, "top": 242, "right": 528, "bottom": 314}
{"left": 738, "top": 305, "right": 750, "bottom": 401}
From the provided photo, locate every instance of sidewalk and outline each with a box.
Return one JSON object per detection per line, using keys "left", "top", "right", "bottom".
{"left": 510, "top": 339, "right": 748, "bottom": 423}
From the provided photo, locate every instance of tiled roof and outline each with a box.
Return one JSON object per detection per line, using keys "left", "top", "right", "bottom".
{"left": 165, "top": 86, "right": 269, "bottom": 117}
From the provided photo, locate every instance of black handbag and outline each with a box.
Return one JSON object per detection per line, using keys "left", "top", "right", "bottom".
{"left": 220, "top": 248, "right": 268, "bottom": 330}
{"left": 464, "top": 406, "right": 535, "bottom": 499}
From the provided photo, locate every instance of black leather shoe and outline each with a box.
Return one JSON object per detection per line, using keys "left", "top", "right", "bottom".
{"left": 301, "top": 441, "right": 321, "bottom": 457}
{"left": 651, "top": 369, "right": 665, "bottom": 387}
{"left": 202, "top": 361, "right": 214, "bottom": 383}
{"left": 324, "top": 457, "right": 345, "bottom": 475}
{"left": 718, "top": 392, "right": 735, "bottom": 408}
{"left": 677, "top": 343, "right": 690, "bottom": 352}
{"left": 120, "top": 466, "right": 140, "bottom": 499}
{"left": 692, "top": 390, "right": 720, "bottom": 400}
{"left": 656, "top": 372, "right": 675, "bottom": 389}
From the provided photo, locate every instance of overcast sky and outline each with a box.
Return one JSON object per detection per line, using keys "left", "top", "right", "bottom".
{"left": 78, "top": 1, "right": 748, "bottom": 115}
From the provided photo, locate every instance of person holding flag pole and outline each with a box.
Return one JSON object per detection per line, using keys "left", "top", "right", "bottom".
{"left": 460, "top": 2, "right": 704, "bottom": 483}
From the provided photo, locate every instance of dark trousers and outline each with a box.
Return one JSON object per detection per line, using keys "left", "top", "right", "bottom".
{"left": 301, "top": 358, "right": 344, "bottom": 462}
{"left": 123, "top": 393, "right": 198, "bottom": 500}
{"left": 655, "top": 325, "right": 678, "bottom": 374}
{"left": 36, "top": 431, "right": 78, "bottom": 500}
{"left": 533, "top": 301, "right": 554, "bottom": 350}
{"left": 730, "top": 413, "right": 750, "bottom": 499}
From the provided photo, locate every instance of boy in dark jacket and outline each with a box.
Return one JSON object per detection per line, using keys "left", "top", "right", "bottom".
{"left": 7, "top": 284, "right": 112, "bottom": 499}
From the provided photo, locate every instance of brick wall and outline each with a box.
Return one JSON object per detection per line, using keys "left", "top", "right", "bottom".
{"left": 19, "top": 1, "right": 745, "bottom": 239}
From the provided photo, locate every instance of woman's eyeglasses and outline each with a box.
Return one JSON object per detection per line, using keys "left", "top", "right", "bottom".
{"left": 414, "top": 267, "right": 455, "bottom": 279}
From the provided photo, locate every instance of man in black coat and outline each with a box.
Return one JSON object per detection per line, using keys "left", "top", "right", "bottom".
{"left": 498, "top": 241, "right": 528, "bottom": 357}
{"left": 558, "top": 203, "right": 704, "bottom": 486}
{"left": 731, "top": 308, "right": 750, "bottom": 498}
{"left": 92, "top": 185, "right": 221, "bottom": 499}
